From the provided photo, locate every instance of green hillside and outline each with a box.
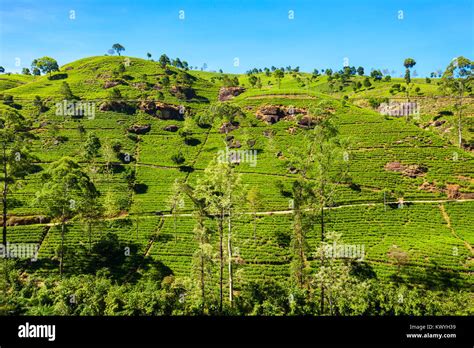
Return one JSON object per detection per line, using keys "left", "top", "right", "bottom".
{"left": 0, "top": 55, "right": 472, "bottom": 315}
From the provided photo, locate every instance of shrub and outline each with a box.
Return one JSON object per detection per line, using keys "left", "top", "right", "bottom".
{"left": 171, "top": 152, "right": 185, "bottom": 165}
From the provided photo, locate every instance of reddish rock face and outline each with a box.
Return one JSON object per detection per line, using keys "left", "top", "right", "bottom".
{"left": 384, "top": 162, "right": 428, "bottom": 178}
{"left": 219, "top": 122, "right": 239, "bottom": 134}
{"left": 446, "top": 184, "right": 461, "bottom": 199}
{"left": 104, "top": 80, "right": 121, "bottom": 89}
{"left": 384, "top": 162, "right": 405, "bottom": 172}
{"left": 218, "top": 87, "right": 245, "bottom": 101}
{"left": 138, "top": 101, "right": 182, "bottom": 120}
{"left": 255, "top": 105, "right": 307, "bottom": 124}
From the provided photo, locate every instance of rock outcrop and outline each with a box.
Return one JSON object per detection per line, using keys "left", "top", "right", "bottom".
{"left": 163, "top": 124, "right": 179, "bottom": 132}
{"left": 219, "top": 122, "right": 239, "bottom": 134}
{"left": 128, "top": 124, "right": 151, "bottom": 134}
{"left": 138, "top": 101, "right": 183, "bottom": 120}
{"left": 255, "top": 105, "right": 307, "bottom": 124}
{"left": 99, "top": 101, "right": 135, "bottom": 114}
{"left": 104, "top": 80, "right": 121, "bottom": 89}
{"left": 385, "top": 162, "right": 428, "bottom": 178}
{"left": 218, "top": 87, "right": 245, "bottom": 101}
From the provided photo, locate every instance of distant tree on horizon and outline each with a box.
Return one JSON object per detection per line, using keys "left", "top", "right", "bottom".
{"left": 273, "top": 69, "right": 284, "bottom": 88}
{"left": 403, "top": 58, "right": 416, "bottom": 85}
{"left": 146, "top": 52, "right": 152, "bottom": 60}
{"left": 371, "top": 69, "right": 383, "bottom": 81}
{"left": 112, "top": 43, "right": 125, "bottom": 56}
{"left": 159, "top": 54, "right": 171, "bottom": 68}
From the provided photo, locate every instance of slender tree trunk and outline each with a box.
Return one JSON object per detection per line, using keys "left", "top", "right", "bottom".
{"left": 2, "top": 143, "right": 8, "bottom": 282}
{"left": 60, "top": 215, "right": 65, "bottom": 277}
{"left": 228, "top": 208, "right": 233, "bottom": 306}
{"left": 219, "top": 211, "right": 224, "bottom": 313}
{"left": 88, "top": 220, "right": 92, "bottom": 252}
{"left": 457, "top": 87, "right": 463, "bottom": 148}
{"left": 253, "top": 212, "right": 257, "bottom": 242}
{"left": 198, "top": 211, "right": 206, "bottom": 313}
{"left": 200, "top": 245, "right": 205, "bottom": 313}
{"left": 2, "top": 143, "right": 7, "bottom": 247}
{"left": 320, "top": 203, "right": 325, "bottom": 315}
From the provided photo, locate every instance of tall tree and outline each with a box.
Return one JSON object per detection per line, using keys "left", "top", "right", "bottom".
{"left": 313, "top": 231, "right": 368, "bottom": 315}
{"left": 440, "top": 56, "right": 473, "bottom": 148}
{"left": 0, "top": 107, "right": 34, "bottom": 247}
{"left": 184, "top": 159, "right": 244, "bottom": 311}
{"left": 287, "top": 101, "right": 349, "bottom": 311}
{"left": 35, "top": 157, "right": 98, "bottom": 276}
{"left": 403, "top": 58, "right": 416, "bottom": 104}
{"left": 175, "top": 179, "right": 215, "bottom": 313}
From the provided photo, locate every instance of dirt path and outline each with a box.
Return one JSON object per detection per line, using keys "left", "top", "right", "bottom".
{"left": 155, "top": 198, "right": 474, "bottom": 218}
{"left": 439, "top": 204, "right": 473, "bottom": 256}
{"left": 246, "top": 94, "right": 317, "bottom": 100}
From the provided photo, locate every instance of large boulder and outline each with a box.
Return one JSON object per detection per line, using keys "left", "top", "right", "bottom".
{"left": 138, "top": 101, "right": 183, "bottom": 120}
{"left": 170, "top": 85, "right": 196, "bottom": 100}
{"left": 219, "top": 122, "right": 239, "bottom": 134}
{"left": 218, "top": 87, "right": 245, "bottom": 101}
{"left": 128, "top": 124, "right": 151, "bottom": 134}
{"left": 402, "top": 164, "right": 428, "bottom": 178}
{"left": 228, "top": 140, "right": 241, "bottom": 149}
{"left": 255, "top": 105, "right": 307, "bottom": 124}
{"left": 297, "top": 115, "right": 317, "bottom": 128}
{"left": 99, "top": 101, "right": 135, "bottom": 114}
{"left": 163, "top": 124, "right": 179, "bottom": 132}
{"left": 104, "top": 80, "right": 121, "bottom": 89}
{"left": 138, "top": 100, "right": 157, "bottom": 114}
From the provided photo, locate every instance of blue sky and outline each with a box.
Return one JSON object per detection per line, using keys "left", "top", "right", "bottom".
{"left": 0, "top": 0, "right": 473, "bottom": 76}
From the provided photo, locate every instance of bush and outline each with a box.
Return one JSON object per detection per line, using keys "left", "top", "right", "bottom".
{"left": 171, "top": 152, "right": 185, "bottom": 165}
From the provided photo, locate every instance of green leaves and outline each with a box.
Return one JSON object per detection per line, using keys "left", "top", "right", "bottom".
{"left": 35, "top": 157, "right": 98, "bottom": 220}
{"left": 31, "top": 56, "right": 59, "bottom": 76}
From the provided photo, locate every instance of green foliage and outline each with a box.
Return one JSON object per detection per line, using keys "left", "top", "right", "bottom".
{"left": 83, "top": 133, "right": 102, "bottom": 161}
{"left": 31, "top": 56, "right": 59, "bottom": 76}
{"left": 273, "top": 69, "right": 284, "bottom": 88}
{"left": 112, "top": 43, "right": 125, "bottom": 56}
{"left": 60, "top": 82, "right": 74, "bottom": 99}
